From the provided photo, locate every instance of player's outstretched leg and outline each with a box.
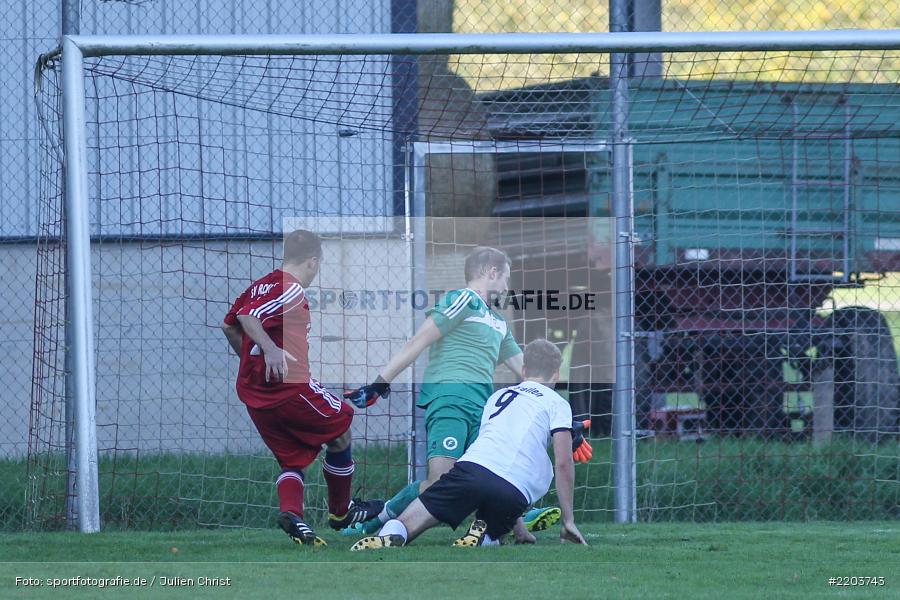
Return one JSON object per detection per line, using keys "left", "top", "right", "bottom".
{"left": 278, "top": 511, "right": 327, "bottom": 547}
{"left": 522, "top": 506, "right": 561, "bottom": 532}
{"left": 452, "top": 519, "right": 488, "bottom": 547}
{"left": 342, "top": 480, "right": 421, "bottom": 536}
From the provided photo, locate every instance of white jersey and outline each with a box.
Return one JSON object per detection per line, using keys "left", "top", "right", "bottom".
{"left": 459, "top": 381, "right": 573, "bottom": 504}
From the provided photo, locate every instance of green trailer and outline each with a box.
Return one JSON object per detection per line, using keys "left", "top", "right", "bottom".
{"left": 484, "top": 77, "right": 900, "bottom": 440}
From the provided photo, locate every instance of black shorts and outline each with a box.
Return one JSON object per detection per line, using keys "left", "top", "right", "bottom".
{"left": 418, "top": 461, "right": 529, "bottom": 539}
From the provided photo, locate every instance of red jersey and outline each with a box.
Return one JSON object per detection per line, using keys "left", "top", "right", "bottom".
{"left": 224, "top": 269, "right": 312, "bottom": 408}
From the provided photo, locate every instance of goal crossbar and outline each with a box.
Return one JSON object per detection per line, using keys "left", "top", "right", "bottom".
{"left": 65, "top": 30, "right": 900, "bottom": 57}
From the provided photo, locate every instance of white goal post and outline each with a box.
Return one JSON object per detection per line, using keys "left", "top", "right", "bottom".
{"left": 57, "top": 30, "right": 900, "bottom": 533}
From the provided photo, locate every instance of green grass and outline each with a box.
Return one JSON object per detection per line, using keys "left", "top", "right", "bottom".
{"left": 6, "top": 437, "right": 899, "bottom": 532}
{"left": 1, "top": 522, "right": 898, "bottom": 599}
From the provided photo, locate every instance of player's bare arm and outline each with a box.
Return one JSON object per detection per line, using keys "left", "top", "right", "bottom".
{"left": 236, "top": 314, "right": 297, "bottom": 382}
{"left": 380, "top": 317, "right": 443, "bottom": 382}
{"left": 552, "top": 429, "right": 587, "bottom": 545}
{"left": 503, "top": 352, "right": 524, "bottom": 380}
{"left": 221, "top": 322, "right": 243, "bottom": 355}
{"left": 511, "top": 516, "right": 536, "bottom": 544}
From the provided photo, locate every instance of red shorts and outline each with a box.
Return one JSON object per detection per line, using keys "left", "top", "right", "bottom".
{"left": 244, "top": 380, "right": 354, "bottom": 471}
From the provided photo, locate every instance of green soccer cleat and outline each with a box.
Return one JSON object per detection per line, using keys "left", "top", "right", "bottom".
{"left": 277, "top": 512, "right": 327, "bottom": 547}
{"left": 340, "top": 516, "right": 383, "bottom": 537}
{"left": 452, "top": 519, "right": 487, "bottom": 547}
{"left": 350, "top": 534, "right": 405, "bottom": 551}
{"left": 522, "top": 506, "right": 561, "bottom": 532}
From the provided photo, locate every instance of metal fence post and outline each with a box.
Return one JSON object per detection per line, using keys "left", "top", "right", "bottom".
{"left": 61, "top": 35, "right": 100, "bottom": 533}
{"left": 610, "top": 0, "right": 638, "bottom": 524}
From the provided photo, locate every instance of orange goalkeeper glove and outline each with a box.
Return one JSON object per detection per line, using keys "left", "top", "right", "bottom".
{"left": 573, "top": 439, "right": 593, "bottom": 463}
{"left": 572, "top": 419, "right": 593, "bottom": 464}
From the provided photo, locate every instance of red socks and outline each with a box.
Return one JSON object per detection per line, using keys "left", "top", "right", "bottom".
{"left": 276, "top": 471, "right": 305, "bottom": 516}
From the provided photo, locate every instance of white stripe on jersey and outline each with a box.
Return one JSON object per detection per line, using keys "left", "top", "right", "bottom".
{"left": 463, "top": 312, "right": 507, "bottom": 336}
{"left": 260, "top": 289, "right": 308, "bottom": 324}
{"left": 249, "top": 283, "right": 297, "bottom": 317}
{"left": 443, "top": 290, "right": 473, "bottom": 319}
{"left": 255, "top": 283, "right": 304, "bottom": 317}
{"left": 250, "top": 283, "right": 303, "bottom": 318}
{"left": 250, "top": 282, "right": 300, "bottom": 317}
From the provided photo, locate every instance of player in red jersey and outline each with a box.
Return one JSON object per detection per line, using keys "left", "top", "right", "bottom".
{"left": 221, "top": 229, "right": 383, "bottom": 546}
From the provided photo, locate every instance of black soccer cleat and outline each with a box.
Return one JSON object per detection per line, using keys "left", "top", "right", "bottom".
{"left": 278, "top": 511, "right": 327, "bottom": 546}
{"left": 328, "top": 498, "right": 386, "bottom": 531}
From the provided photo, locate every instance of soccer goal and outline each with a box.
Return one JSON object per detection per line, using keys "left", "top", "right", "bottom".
{"left": 32, "top": 31, "right": 900, "bottom": 533}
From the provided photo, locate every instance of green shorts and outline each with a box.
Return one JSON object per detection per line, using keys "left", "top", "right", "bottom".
{"left": 424, "top": 401, "right": 482, "bottom": 461}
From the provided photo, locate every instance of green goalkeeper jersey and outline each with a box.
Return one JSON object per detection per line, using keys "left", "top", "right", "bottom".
{"left": 417, "top": 288, "right": 522, "bottom": 411}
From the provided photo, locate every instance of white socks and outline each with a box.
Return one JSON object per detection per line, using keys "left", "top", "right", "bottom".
{"left": 379, "top": 519, "right": 408, "bottom": 542}
{"left": 378, "top": 502, "right": 398, "bottom": 524}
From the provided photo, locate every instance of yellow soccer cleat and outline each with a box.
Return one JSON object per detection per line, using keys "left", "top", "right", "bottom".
{"left": 452, "top": 519, "right": 487, "bottom": 547}
{"left": 350, "top": 534, "right": 405, "bottom": 551}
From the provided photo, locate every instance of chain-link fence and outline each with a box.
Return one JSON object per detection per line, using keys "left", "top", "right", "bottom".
{"left": 23, "top": 39, "right": 900, "bottom": 531}
{"left": 3, "top": 0, "right": 401, "bottom": 530}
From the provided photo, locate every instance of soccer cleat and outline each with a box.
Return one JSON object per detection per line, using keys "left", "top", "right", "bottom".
{"left": 522, "top": 506, "right": 561, "bottom": 532}
{"left": 340, "top": 516, "right": 383, "bottom": 537}
{"left": 277, "top": 512, "right": 327, "bottom": 547}
{"left": 452, "top": 519, "right": 487, "bottom": 547}
{"left": 328, "top": 498, "right": 386, "bottom": 531}
{"left": 349, "top": 534, "right": 405, "bottom": 551}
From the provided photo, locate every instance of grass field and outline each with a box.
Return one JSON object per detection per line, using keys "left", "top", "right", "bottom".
{"left": 1, "top": 522, "right": 898, "bottom": 599}
{"left": 7, "top": 436, "right": 900, "bottom": 532}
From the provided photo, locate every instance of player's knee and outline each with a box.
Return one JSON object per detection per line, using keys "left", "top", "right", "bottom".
{"left": 326, "top": 429, "right": 351, "bottom": 451}
{"left": 423, "top": 462, "right": 453, "bottom": 489}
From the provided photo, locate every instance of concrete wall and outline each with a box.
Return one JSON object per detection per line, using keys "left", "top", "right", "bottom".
{"left": 0, "top": 245, "right": 38, "bottom": 457}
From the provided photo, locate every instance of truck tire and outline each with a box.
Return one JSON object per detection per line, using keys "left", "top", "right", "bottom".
{"left": 701, "top": 332, "right": 788, "bottom": 438}
{"left": 824, "top": 306, "right": 900, "bottom": 442}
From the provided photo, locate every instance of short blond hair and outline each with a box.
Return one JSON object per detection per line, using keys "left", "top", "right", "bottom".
{"left": 464, "top": 246, "right": 510, "bottom": 282}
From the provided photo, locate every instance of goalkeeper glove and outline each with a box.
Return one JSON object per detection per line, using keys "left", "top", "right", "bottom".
{"left": 344, "top": 376, "right": 391, "bottom": 409}
{"left": 572, "top": 419, "right": 593, "bottom": 464}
